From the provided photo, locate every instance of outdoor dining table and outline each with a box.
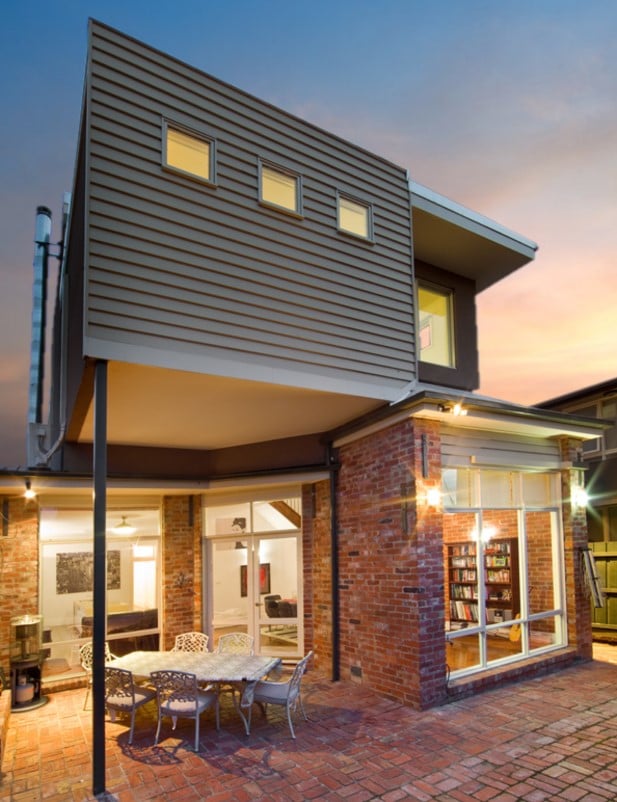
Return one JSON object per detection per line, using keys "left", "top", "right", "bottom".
{"left": 107, "top": 650, "right": 282, "bottom": 734}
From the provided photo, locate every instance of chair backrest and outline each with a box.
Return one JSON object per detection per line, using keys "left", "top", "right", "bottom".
{"left": 288, "top": 651, "right": 313, "bottom": 703}
{"left": 217, "top": 632, "right": 254, "bottom": 655}
{"left": 264, "top": 594, "right": 282, "bottom": 618}
{"left": 172, "top": 631, "right": 209, "bottom": 653}
{"left": 151, "top": 669, "right": 199, "bottom": 703}
{"left": 105, "top": 666, "right": 135, "bottom": 702}
{"left": 80, "top": 641, "right": 114, "bottom": 671}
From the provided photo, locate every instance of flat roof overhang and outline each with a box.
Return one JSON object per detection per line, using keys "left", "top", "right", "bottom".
{"left": 410, "top": 182, "right": 538, "bottom": 292}
{"left": 333, "top": 388, "right": 605, "bottom": 448}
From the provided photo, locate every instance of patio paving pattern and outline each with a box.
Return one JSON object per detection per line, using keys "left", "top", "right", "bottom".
{"left": 2, "top": 645, "right": 617, "bottom": 801}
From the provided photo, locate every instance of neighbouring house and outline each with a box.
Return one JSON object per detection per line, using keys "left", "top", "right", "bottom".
{"left": 0, "top": 20, "right": 604, "bottom": 721}
{"left": 539, "top": 377, "right": 617, "bottom": 640}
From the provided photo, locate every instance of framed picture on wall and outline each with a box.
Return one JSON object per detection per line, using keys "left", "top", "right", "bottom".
{"left": 240, "top": 563, "right": 271, "bottom": 597}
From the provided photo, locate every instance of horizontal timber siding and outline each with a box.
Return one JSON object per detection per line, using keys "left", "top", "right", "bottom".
{"left": 441, "top": 426, "right": 562, "bottom": 470}
{"left": 84, "top": 21, "right": 414, "bottom": 398}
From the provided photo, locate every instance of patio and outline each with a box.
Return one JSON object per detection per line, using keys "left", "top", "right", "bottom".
{"left": 2, "top": 645, "right": 617, "bottom": 801}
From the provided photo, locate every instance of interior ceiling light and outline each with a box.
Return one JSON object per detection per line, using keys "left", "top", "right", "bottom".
{"left": 24, "top": 479, "right": 36, "bottom": 500}
{"left": 111, "top": 515, "right": 137, "bottom": 536}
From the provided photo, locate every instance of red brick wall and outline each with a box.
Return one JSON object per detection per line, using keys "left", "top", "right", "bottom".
{"left": 161, "top": 495, "right": 203, "bottom": 649}
{"left": 337, "top": 418, "right": 447, "bottom": 709}
{"left": 0, "top": 499, "right": 39, "bottom": 673}
{"left": 303, "top": 480, "right": 331, "bottom": 675}
{"left": 559, "top": 438, "right": 593, "bottom": 658}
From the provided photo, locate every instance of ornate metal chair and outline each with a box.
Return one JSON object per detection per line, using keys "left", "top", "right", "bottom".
{"left": 79, "top": 641, "right": 117, "bottom": 710}
{"left": 216, "top": 632, "right": 255, "bottom": 702}
{"left": 216, "top": 632, "right": 254, "bottom": 655}
{"left": 151, "top": 669, "right": 219, "bottom": 751}
{"left": 171, "top": 631, "right": 209, "bottom": 653}
{"left": 104, "top": 666, "right": 156, "bottom": 744}
{"left": 243, "top": 651, "right": 313, "bottom": 738}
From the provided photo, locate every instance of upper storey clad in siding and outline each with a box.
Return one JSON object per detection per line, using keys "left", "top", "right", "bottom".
{"left": 84, "top": 21, "right": 414, "bottom": 399}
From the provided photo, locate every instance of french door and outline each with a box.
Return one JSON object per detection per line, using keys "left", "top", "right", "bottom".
{"left": 208, "top": 530, "right": 302, "bottom": 658}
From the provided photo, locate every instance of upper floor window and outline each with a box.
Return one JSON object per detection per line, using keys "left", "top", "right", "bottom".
{"left": 259, "top": 161, "right": 302, "bottom": 215}
{"left": 337, "top": 193, "right": 373, "bottom": 240}
{"left": 418, "top": 284, "right": 455, "bottom": 368}
{"left": 163, "top": 121, "right": 215, "bottom": 184}
{"left": 571, "top": 397, "right": 617, "bottom": 457}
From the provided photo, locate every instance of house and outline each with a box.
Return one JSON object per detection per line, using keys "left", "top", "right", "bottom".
{"left": 0, "top": 20, "right": 603, "bottom": 722}
{"left": 539, "top": 377, "right": 617, "bottom": 640}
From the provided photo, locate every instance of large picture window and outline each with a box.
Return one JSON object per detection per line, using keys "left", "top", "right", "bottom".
{"left": 39, "top": 507, "right": 160, "bottom": 679}
{"left": 443, "top": 469, "right": 564, "bottom": 678}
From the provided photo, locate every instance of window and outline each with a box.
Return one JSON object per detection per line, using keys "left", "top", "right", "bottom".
{"left": 444, "top": 470, "right": 565, "bottom": 678}
{"left": 259, "top": 161, "right": 302, "bottom": 215}
{"left": 337, "top": 193, "right": 372, "bottom": 240}
{"left": 418, "top": 284, "right": 455, "bottom": 368}
{"left": 570, "top": 397, "right": 617, "bottom": 456}
{"left": 39, "top": 507, "right": 161, "bottom": 672}
{"left": 163, "top": 121, "right": 214, "bottom": 183}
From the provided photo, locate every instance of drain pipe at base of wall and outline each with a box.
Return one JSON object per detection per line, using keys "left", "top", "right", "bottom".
{"left": 328, "top": 445, "right": 340, "bottom": 682}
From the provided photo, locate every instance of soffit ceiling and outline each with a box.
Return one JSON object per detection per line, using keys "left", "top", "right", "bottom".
{"left": 75, "top": 362, "right": 383, "bottom": 449}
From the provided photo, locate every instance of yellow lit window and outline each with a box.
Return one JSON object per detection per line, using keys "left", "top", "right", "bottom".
{"left": 338, "top": 194, "right": 371, "bottom": 239}
{"left": 165, "top": 124, "right": 212, "bottom": 181}
{"left": 260, "top": 163, "right": 300, "bottom": 213}
{"left": 418, "top": 285, "right": 455, "bottom": 367}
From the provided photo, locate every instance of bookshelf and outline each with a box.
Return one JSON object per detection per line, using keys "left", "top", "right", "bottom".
{"left": 447, "top": 539, "right": 519, "bottom": 628}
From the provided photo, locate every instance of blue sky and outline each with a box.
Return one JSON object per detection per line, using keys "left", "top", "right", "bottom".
{"left": 1, "top": 0, "right": 616, "bottom": 467}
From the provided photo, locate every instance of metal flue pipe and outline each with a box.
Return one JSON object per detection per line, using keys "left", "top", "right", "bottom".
{"left": 28, "top": 206, "right": 52, "bottom": 425}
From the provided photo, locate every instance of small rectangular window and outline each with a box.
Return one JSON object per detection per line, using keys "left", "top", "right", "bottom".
{"left": 418, "top": 284, "right": 455, "bottom": 368}
{"left": 163, "top": 122, "right": 214, "bottom": 183}
{"left": 259, "top": 162, "right": 301, "bottom": 215}
{"left": 337, "top": 194, "right": 372, "bottom": 240}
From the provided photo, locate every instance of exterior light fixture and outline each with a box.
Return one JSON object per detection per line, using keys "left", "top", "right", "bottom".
{"left": 438, "top": 403, "right": 467, "bottom": 416}
{"left": 24, "top": 480, "right": 36, "bottom": 501}
{"left": 572, "top": 486, "right": 589, "bottom": 510}
{"left": 110, "top": 515, "right": 137, "bottom": 536}
{"left": 426, "top": 487, "right": 441, "bottom": 508}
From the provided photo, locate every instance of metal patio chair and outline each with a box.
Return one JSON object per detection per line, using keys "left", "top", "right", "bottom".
{"left": 80, "top": 641, "right": 117, "bottom": 710}
{"left": 244, "top": 650, "right": 313, "bottom": 738}
{"left": 151, "top": 669, "right": 219, "bottom": 751}
{"left": 104, "top": 666, "right": 156, "bottom": 744}
{"left": 171, "top": 631, "right": 209, "bottom": 653}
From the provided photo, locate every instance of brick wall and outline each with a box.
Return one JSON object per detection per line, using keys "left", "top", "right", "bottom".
{"left": 161, "top": 495, "right": 203, "bottom": 649}
{"left": 0, "top": 499, "right": 39, "bottom": 674}
{"left": 337, "top": 417, "right": 447, "bottom": 710}
{"left": 560, "top": 437, "right": 593, "bottom": 659}
{"left": 303, "top": 480, "right": 331, "bottom": 675}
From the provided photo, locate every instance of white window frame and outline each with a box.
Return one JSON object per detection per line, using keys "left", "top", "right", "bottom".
{"left": 336, "top": 192, "right": 373, "bottom": 241}
{"left": 162, "top": 119, "right": 216, "bottom": 185}
{"left": 258, "top": 160, "right": 303, "bottom": 217}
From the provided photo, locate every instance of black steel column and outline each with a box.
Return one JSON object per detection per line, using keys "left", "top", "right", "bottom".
{"left": 92, "top": 360, "right": 108, "bottom": 795}
{"left": 328, "top": 446, "right": 340, "bottom": 682}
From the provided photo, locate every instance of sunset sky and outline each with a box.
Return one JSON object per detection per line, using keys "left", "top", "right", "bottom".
{"left": 1, "top": 0, "right": 615, "bottom": 468}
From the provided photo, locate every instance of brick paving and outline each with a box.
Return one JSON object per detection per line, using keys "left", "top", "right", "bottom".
{"left": 2, "top": 645, "right": 617, "bottom": 801}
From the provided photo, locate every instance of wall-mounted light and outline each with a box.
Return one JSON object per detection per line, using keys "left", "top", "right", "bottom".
{"left": 572, "top": 486, "right": 589, "bottom": 510}
{"left": 426, "top": 487, "right": 441, "bottom": 508}
{"left": 439, "top": 402, "right": 467, "bottom": 417}
{"left": 472, "top": 525, "right": 498, "bottom": 544}
{"left": 24, "top": 479, "right": 36, "bottom": 501}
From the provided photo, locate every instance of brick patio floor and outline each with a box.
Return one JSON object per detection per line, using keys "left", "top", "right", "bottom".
{"left": 2, "top": 645, "right": 617, "bottom": 801}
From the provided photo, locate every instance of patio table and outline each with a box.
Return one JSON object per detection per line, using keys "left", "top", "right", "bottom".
{"left": 107, "top": 650, "right": 281, "bottom": 734}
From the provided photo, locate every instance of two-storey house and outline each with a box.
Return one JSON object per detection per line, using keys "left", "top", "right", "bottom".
{"left": 0, "top": 20, "right": 602, "bottom": 723}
